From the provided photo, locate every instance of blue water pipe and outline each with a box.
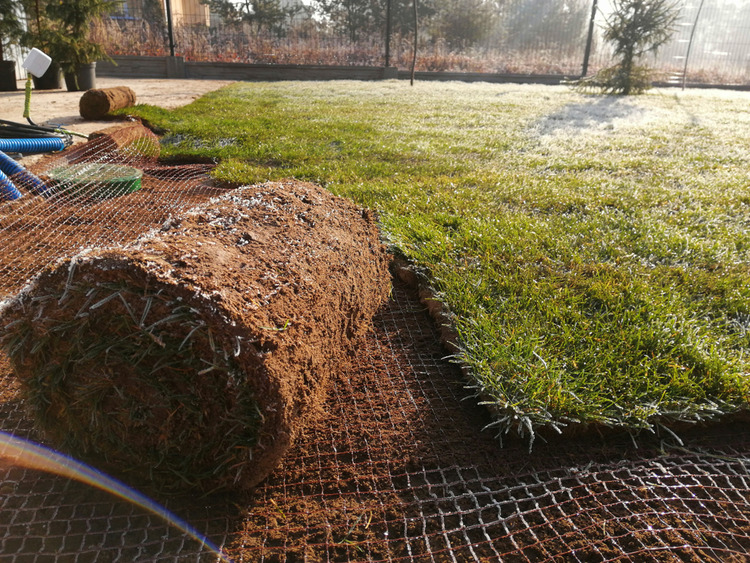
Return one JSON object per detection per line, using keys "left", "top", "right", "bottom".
{"left": 0, "top": 137, "right": 66, "bottom": 154}
{"left": 0, "top": 151, "right": 46, "bottom": 195}
{"left": 0, "top": 168, "right": 23, "bottom": 201}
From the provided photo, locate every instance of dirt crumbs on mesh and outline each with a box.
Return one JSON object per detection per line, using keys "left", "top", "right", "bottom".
{"left": 0, "top": 123, "right": 228, "bottom": 299}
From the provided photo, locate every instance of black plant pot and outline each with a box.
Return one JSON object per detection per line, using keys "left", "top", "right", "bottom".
{"left": 64, "top": 62, "right": 97, "bottom": 92}
{"left": 32, "top": 63, "right": 63, "bottom": 90}
{"left": 0, "top": 60, "right": 17, "bottom": 91}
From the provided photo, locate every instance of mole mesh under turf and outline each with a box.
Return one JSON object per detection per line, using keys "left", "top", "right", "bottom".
{"left": 0, "top": 134, "right": 225, "bottom": 300}
{"left": 1, "top": 282, "right": 749, "bottom": 562}
{"left": 1, "top": 134, "right": 750, "bottom": 562}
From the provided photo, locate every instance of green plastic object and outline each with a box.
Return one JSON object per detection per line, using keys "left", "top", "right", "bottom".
{"left": 48, "top": 163, "right": 142, "bottom": 199}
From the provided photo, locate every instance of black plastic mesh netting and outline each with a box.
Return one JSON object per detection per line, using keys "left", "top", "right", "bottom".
{"left": 1, "top": 133, "right": 750, "bottom": 562}
{"left": 232, "top": 282, "right": 750, "bottom": 562}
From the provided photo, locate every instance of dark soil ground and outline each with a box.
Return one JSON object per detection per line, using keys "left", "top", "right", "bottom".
{"left": 1, "top": 126, "right": 750, "bottom": 562}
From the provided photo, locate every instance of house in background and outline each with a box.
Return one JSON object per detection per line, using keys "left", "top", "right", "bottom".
{"left": 116, "top": 0, "right": 210, "bottom": 27}
{"left": 113, "top": 0, "right": 313, "bottom": 30}
{"left": 171, "top": 0, "right": 211, "bottom": 26}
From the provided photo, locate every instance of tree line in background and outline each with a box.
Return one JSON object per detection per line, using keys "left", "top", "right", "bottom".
{"left": 122, "top": 0, "right": 592, "bottom": 58}
{"left": 191, "top": 0, "right": 684, "bottom": 95}
{"left": 96, "top": 0, "right": 750, "bottom": 86}
{"left": 3, "top": 0, "right": 747, "bottom": 92}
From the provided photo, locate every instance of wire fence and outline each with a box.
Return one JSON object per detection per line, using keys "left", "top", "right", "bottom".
{"left": 92, "top": 0, "right": 750, "bottom": 85}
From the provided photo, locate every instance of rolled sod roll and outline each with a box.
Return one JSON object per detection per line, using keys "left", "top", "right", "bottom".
{"left": 79, "top": 86, "right": 137, "bottom": 120}
{"left": 66, "top": 122, "right": 161, "bottom": 164}
{"left": 0, "top": 181, "right": 390, "bottom": 493}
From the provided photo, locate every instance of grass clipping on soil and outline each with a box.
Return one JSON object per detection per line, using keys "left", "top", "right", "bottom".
{"left": 0, "top": 180, "right": 391, "bottom": 494}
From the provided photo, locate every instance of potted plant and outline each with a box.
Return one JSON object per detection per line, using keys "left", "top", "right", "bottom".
{"left": 20, "top": 0, "right": 63, "bottom": 89}
{"left": 0, "top": 0, "right": 26, "bottom": 91}
{"left": 45, "top": 0, "right": 118, "bottom": 92}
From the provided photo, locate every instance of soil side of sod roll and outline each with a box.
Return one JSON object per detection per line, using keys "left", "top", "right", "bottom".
{"left": 0, "top": 180, "right": 391, "bottom": 494}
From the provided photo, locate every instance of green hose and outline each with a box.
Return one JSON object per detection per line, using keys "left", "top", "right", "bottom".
{"left": 23, "top": 76, "right": 32, "bottom": 120}
{"left": 21, "top": 75, "right": 87, "bottom": 140}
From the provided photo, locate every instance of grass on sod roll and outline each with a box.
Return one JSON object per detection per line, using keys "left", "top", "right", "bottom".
{"left": 3, "top": 279, "right": 263, "bottom": 490}
{"left": 126, "top": 81, "right": 750, "bottom": 444}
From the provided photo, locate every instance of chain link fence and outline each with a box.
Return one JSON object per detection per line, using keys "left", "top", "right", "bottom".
{"left": 91, "top": 0, "right": 750, "bottom": 85}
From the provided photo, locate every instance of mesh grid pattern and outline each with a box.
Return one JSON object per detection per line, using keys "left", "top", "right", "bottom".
{"left": 0, "top": 368, "right": 233, "bottom": 562}
{"left": 0, "top": 134, "right": 226, "bottom": 299}
{"left": 1, "top": 279, "right": 750, "bottom": 562}
{"left": 1, "top": 135, "right": 750, "bottom": 561}
{"left": 237, "top": 283, "right": 750, "bottom": 562}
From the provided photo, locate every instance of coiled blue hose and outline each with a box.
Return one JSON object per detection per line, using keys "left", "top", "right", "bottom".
{"left": 0, "top": 169, "right": 22, "bottom": 201}
{"left": 0, "top": 137, "right": 66, "bottom": 154}
{"left": 0, "top": 150, "right": 47, "bottom": 196}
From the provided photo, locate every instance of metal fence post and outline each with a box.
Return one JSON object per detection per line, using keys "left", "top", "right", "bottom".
{"left": 385, "top": 0, "right": 392, "bottom": 67}
{"left": 582, "top": 0, "right": 599, "bottom": 77}
{"left": 164, "top": 0, "right": 176, "bottom": 57}
{"left": 682, "top": 0, "right": 705, "bottom": 89}
{"left": 410, "top": 0, "right": 418, "bottom": 85}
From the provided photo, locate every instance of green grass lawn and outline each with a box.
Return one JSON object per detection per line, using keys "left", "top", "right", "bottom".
{"left": 128, "top": 81, "right": 750, "bottom": 444}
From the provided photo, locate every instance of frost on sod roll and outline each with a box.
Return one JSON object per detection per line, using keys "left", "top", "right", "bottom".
{"left": 0, "top": 181, "right": 391, "bottom": 494}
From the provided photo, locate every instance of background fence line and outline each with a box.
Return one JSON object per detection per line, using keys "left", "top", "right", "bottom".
{"left": 89, "top": 0, "right": 750, "bottom": 86}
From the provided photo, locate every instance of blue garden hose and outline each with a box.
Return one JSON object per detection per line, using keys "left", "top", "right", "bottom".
{"left": 0, "top": 150, "right": 47, "bottom": 197}
{"left": 0, "top": 168, "right": 23, "bottom": 201}
{"left": 0, "top": 137, "right": 66, "bottom": 154}
{"left": 0, "top": 138, "right": 63, "bottom": 197}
